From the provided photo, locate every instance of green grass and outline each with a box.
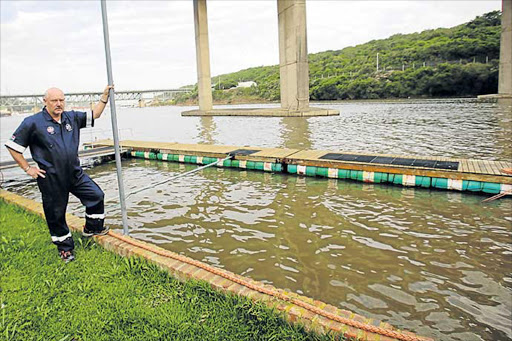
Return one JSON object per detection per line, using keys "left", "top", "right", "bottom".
{"left": 0, "top": 199, "right": 339, "bottom": 341}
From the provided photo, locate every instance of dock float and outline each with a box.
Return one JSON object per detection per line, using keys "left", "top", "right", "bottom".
{"left": 85, "top": 140, "right": 512, "bottom": 196}
{"left": 0, "top": 189, "right": 432, "bottom": 341}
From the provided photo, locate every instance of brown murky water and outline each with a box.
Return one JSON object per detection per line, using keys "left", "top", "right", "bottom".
{"left": 1, "top": 99, "right": 511, "bottom": 340}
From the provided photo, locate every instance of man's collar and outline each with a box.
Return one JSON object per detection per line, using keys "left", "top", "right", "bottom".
{"left": 42, "top": 107, "right": 53, "bottom": 121}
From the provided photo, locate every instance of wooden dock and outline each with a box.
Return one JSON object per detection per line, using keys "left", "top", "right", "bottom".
{"left": 85, "top": 139, "right": 512, "bottom": 195}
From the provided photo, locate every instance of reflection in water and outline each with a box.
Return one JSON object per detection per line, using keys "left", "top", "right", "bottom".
{"left": 197, "top": 117, "right": 218, "bottom": 144}
{"left": 279, "top": 117, "right": 312, "bottom": 149}
{"left": 495, "top": 99, "right": 512, "bottom": 161}
{"left": 497, "top": 98, "right": 512, "bottom": 109}
{"left": 1, "top": 99, "right": 511, "bottom": 341}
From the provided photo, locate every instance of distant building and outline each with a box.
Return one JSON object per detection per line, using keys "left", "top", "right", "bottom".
{"left": 237, "top": 81, "right": 257, "bottom": 88}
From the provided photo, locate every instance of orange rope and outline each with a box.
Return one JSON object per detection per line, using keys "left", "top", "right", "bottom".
{"left": 482, "top": 190, "right": 512, "bottom": 203}
{"left": 107, "top": 231, "right": 429, "bottom": 341}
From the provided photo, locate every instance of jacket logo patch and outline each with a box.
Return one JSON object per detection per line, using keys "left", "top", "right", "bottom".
{"left": 10, "top": 135, "right": 15, "bottom": 141}
{"left": 65, "top": 123, "right": 72, "bottom": 132}
{"left": 47, "top": 126, "right": 55, "bottom": 135}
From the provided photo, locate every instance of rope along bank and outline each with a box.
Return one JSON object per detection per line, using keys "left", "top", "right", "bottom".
{"left": 112, "top": 230, "right": 431, "bottom": 341}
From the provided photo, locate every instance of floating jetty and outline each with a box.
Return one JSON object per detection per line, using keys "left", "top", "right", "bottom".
{"left": 86, "top": 139, "right": 512, "bottom": 196}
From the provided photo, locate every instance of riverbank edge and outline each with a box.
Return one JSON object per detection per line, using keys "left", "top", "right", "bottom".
{"left": 0, "top": 189, "right": 431, "bottom": 341}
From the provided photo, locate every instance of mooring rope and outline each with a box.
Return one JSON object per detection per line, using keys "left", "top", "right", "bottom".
{"left": 104, "top": 155, "right": 233, "bottom": 205}
{"left": 482, "top": 190, "right": 512, "bottom": 203}
{"left": 105, "top": 230, "right": 428, "bottom": 341}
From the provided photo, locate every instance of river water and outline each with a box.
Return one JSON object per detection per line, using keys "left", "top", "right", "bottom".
{"left": 1, "top": 99, "right": 511, "bottom": 340}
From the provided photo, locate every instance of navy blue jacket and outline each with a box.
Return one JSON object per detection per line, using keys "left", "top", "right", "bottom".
{"left": 5, "top": 108, "right": 94, "bottom": 179}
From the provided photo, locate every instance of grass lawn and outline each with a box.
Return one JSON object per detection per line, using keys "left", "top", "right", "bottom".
{"left": 0, "top": 199, "right": 337, "bottom": 341}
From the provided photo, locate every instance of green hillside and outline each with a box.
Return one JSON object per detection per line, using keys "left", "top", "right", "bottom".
{"left": 176, "top": 11, "right": 501, "bottom": 103}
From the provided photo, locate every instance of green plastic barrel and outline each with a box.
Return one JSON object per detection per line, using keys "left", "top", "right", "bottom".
{"left": 316, "top": 167, "right": 328, "bottom": 177}
{"left": 415, "top": 176, "right": 431, "bottom": 188}
{"left": 482, "top": 182, "right": 501, "bottom": 194}
{"left": 374, "top": 172, "right": 388, "bottom": 183}
{"left": 461, "top": 180, "right": 470, "bottom": 191}
{"left": 432, "top": 178, "right": 448, "bottom": 189}
{"left": 223, "top": 159, "right": 232, "bottom": 167}
{"left": 288, "top": 165, "right": 297, "bottom": 174}
{"left": 467, "top": 181, "right": 483, "bottom": 191}
{"left": 246, "top": 161, "right": 256, "bottom": 170}
{"left": 306, "top": 166, "right": 317, "bottom": 177}
{"left": 350, "top": 170, "right": 363, "bottom": 181}
{"left": 338, "top": 169, "right": 349, "bottom": 179}
{"left": 272, "top": 163, "right": 283, "bottom": 172}
{"left": 149, "top": 152, "right": 157, "bottom": 160}
{"left": 255, "top": 162, "right": 265, "bottom": 171}
{"left": 389, "top": 174, "right": 403, "bottom": 185}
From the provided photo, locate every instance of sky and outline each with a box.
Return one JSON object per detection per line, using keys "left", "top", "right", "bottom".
{"left": 0, "top": 0, "right": 502, "bottom": 95}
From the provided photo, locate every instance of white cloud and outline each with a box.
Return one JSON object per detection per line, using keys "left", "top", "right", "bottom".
{"left": 0, "top": 0, "right": 502, "bottom": 95}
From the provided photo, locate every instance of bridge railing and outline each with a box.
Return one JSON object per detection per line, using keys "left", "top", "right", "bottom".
{"left": 0, "top": 88, "right": 194, "bottom": 113}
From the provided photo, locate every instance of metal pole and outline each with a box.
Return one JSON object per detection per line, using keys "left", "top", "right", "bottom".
{"left": 101, "top": 0, "right": 129, "bottom": 235}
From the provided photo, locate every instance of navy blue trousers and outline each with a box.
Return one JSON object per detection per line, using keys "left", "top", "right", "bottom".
{"left": 37, "top": 172, "right": 104, "bottom": 252}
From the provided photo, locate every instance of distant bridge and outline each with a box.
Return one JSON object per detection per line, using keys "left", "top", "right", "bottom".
{"left": 0, "top": 88, "right": 194, "bottom": 113}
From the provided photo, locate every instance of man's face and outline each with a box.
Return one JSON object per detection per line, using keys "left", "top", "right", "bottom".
{"left": 44, "top": 88, "right": 65, "bottom": 116}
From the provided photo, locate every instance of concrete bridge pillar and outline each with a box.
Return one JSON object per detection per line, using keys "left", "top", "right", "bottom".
{"left": 277, "top": 0, "right": 309, "bottom": 111}
{"left": 499, "top": 0, "right": 512, "bottom": 95}
{"left": 182, "top": 0, "right": 338, "bottom": 116}
{"left": 193, "top": 0, "right": 213, "bottom": 111}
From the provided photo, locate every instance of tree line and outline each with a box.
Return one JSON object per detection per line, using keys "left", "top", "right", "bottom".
{"left": 175, "top": 11, "right": 501, "bottom": 103}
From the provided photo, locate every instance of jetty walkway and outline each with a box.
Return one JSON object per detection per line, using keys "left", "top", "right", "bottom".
{"left": 86, "top": 139, "right": 512, "bottom": 197}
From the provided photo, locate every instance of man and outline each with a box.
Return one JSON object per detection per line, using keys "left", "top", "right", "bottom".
{"left": 5, "top": 85, "right": 113, "bottom": 263}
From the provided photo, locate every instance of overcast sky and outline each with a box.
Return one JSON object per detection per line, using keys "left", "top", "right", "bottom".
{"left": 0, "top": 0, "right": 502, "bottom": 95}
